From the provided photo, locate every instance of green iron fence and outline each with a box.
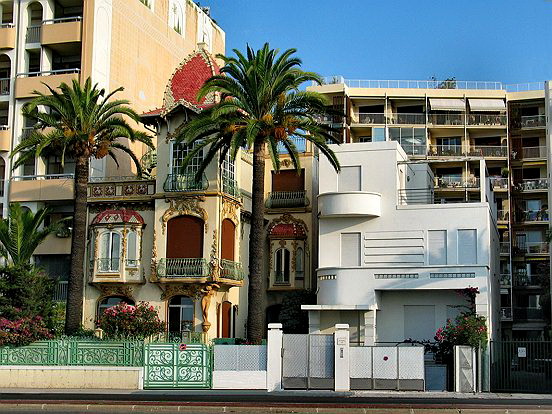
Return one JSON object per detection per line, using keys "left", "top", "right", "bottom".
{"left": 0, "top": 339, "right": 144, "bottom": 366}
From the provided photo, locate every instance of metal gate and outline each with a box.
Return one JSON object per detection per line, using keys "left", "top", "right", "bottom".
{"left": 490, "top": 340, "right": 552, "bottom": 393}
{"left": 282, "top": 334, "right": 334, "bottom": 389}
{"left": 144, "top": 343, "right": 211, "bottom": 389}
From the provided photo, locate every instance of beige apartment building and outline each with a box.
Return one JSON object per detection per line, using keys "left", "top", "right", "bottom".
{"left": 309, "top": 78, "right": 552, "bottom": 339}
{"left": 0, "top": 0, "right": 224, "bottom": 297}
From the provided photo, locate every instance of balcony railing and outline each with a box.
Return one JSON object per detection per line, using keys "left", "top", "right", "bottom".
{"left": 26, "top": 25, "right": 41, "bottom": 43}
{"left": 521, "top": 210, "right": 549, "bottom": 223}
{"left": 319, "top": 77, "right": 505, "bottom": 90}
{"left": 435, "top": 176, "right": 479, "bottom": 189}
{"left": 500, "top": 242, "right": 510, "bottom": 254}
{"left": 500, "top": 307, "right": 512, "bottom": 320}
{"left": 96, "top": 258, "right": 120, "bottom": 272}
{"left": 513, "top": 307, "right": 544, "bottom": 320}
{"left": 222, "top": 177, "right": 240, "bottom": 198}
{"left": 490, "top": 177, "right": 509, "bottom": 189}
{"left": 42, "top": 16, "right": 83, "bottom": 24}
{"left": 388, "top": 113, "right": 426, "bottom": 125}
{"left": 468, "top": 146, "right": 508, "bottom": 158}
{"left": 520, "top": 146, "right": 546, "bottom": 159}
{"left": 513, "top": 272, "right": 546, "bottom": 287}
{"left": 0, "top": 78, "right": 9, "bottom": 95}
{"left": 428, "top": 113, "right": 465, "bottom": 126}
{"left": 499, "top": 273, "right": 511, "bottom": 286}
{"left": 355, "top": 113, "right": 385, "bottom": 124}
{"left": 163, "top": 173, "right": 208, "bottom": 192}
{"left": 497, "top": 210, "right": 509, "bottom": 222}
{"left": 519, "top": 242, "right": 549, "bottom": 254}
{"left": 467, "top": 114, "right": 507, "bottom": 126}
{"left": 0, "top": 23, "right": 14, "bottom": 28}
{"left": 220, "top": 259, "right": 244, "bottom": 281}
{"left": 11, "top": 173, "right": 74, "bottom": 181}
{"left": 516, "top": 178, "right": 548, "bottom": 191}
{"left": 16, "top": 68, "right": 81, "bottom": 78}
{"left": 520, "top": 115, "right": 546, "bottom": 129}
{"left": 52, "top": 280, "right": 68, "bottom": 302}
{"left": 277, "top": 137, "right": 307, "bottom": 153}
{"left": 157, "top": 258, "right": 209, "bottom": 279}
{"left": 266, "top": 190, "right": 308, "bottom": 208}
{"left": 428, "top": 145, "right": 464, "bottom": 157}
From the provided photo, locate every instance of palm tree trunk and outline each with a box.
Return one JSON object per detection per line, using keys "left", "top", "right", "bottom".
{"left": 247, "top": 139, "right": 266, "bottom": 343}
{"left": 65, "top": 155, "right": 89, "bottom": 334}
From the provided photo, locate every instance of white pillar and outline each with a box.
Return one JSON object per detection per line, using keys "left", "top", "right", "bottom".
{"left": 266, "top": 323, "right": 283, "bottom": 391}
{"left": 334, "top": 323, "right": 350, "bottom": 392}
{"left": 364, "top": 310, "right": 376, "bottom": 345}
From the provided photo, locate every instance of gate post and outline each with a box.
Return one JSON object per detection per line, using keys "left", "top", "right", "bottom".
{"left": 334, "top": 324, "right": 350, "bottom": 392}
{"left": 267, "top": 323, "right": 283, "bottom": 391}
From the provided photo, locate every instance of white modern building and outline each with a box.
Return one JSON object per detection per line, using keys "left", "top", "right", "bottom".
{"left": 303, "top": 141, "right": 500, "bottom": 345}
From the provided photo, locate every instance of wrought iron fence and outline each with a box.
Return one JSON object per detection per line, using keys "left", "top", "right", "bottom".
{"left": 157, "top": 258, "right": 209, "bottom": 278}
{"left": 163, "top": 173, "right": 208, "bottom": 192}
{"left": 266, "top": 190, "right": 308, "bottom": 208}
{"left": 220, "top": 259, "right": 244, "bottom": 281}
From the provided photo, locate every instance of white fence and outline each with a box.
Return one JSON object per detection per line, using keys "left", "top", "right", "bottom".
{"left": 212, "top": 345, "right": 267, "bottom": 389}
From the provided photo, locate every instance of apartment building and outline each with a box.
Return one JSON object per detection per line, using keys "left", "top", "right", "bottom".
{"left": 309, "top": 79, "right": 552, "bottom": 339}
{"left": 0, "top": 0, "right": 224, "bottom": 296}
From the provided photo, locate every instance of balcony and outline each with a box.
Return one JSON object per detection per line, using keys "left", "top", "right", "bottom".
{"left": 513, "top": 307, "right": 544, "bottom": 320}
{"left": 500, "top": 307, "right": 512, "bottom": 321}
{"left": 435, "top": 176, "right": 479, "bottom": 189}
{"left": 222, "top": 177, "right": 240, "bottom": 198}
{"left": 467, "top": 114, "right": 507, "bottom": 126}
{"left": 522, "top": 242, "right": 549, "bottom": 255}
{"left": 354, "top": 113, "right": 385, "bottom": 125}
{"left": 490, "top": 177, "right": 509, "bottom": 190}
{"left": 499, "top": 273, "right": 511, "bottom": 287}
{"left": 88, "top": 177, "right": 156, "bottom": 200}
{"left": 497, "top": 210, "right": 509, "bottom": 223}
{"left": 519, "top": 210, "right": 549, "bottom": 224}
{"left": 521, "top": 115, "right": 546, "bottom": 129}
{"left": 467, "top": 146, "right": 508, "bottom": 158}
{"left": 0, "top": 78, "right": 10, "bottom": 96}
{"left": 428, "top": 113, "right": 465, "bottom": 126}
{"left": 500, "top": 242, "right": 510, "bottom": 254}
{"left": 92, "top": 258, "right": 143, "bottom": 283}
{"left": 318, "top": 191, "right": 381, "bottom": 217}
{"left": 388, "top": 113, "right": 425, "bottom": 125}
{"left": 520, "top": 146, "right": 546, "bottom": 160}
{"left": 34, "top": 233, "right": 72, "bottom": 255}
{"left": 0, "top": 126, "right": 10, "bottom": 151}
{"left": 163, "top": 173, "right": 208, "bottom": 192}
{"left": 428, "top": 145, "right": 464, "bottom": 157}
{"left": 220, "top": 259, "right": 244, "bottom": 282}
{"left": 15, "top": 69, "right": 80, "bottom": 99}
{"left": 10, "top": 174, "right": 74, "bottom": 202}
{"left": 513, "top": 272, "right": 546, "bottom": 287}
{"left": 26, "top": 25, "right": 41, "bottom": 43}
{"left": 41, "top": 17, "right": 82, "bottom": 45}
{"left": 0, "top": 24, "right": 15, "bottom": 49}
{"left": 515, "top": 178, "right": 548, "bottom": 192}
{"left": 156, "top": 258, "right": 209, "bottom": 280}
{"left": 266, "top": 190, "right": 309, "bottom": 209}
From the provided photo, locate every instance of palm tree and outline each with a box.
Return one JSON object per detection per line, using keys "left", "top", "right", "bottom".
{"left": 176, "top": 44, "right": 341, "bottom": 342}
{"left": 0, "top": 202, "right": 62, "bottom": 266}
{"left": 11, "top": 78, "right": 152, "bottom": 334}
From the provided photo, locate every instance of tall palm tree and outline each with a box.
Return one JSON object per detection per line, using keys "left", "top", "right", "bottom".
{"left": 0, "top": 202, "right": 62, "bottom": 266}
{"left": 176, "top": 44, "right": 341, "bottom": 342}
{"left": 11, "top": 78, "right": 152, "bottom": 334}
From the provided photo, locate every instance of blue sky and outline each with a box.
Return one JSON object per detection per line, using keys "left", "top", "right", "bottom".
{"left": 205, "top": 0, "right": 552, "bottom": 84}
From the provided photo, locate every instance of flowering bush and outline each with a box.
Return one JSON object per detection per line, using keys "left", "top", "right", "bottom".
{"left": 435, "top": 313, "right": 488, "bottom": 348}
{"left": 97, "top": 302, "right": 165, "bottom": 339}
{"left": 0, "top": 315, "right": 53, "bottom": 347}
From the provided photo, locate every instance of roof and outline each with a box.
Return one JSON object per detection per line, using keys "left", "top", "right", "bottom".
{"left": 141, "top": 48, "right": 220, "bottom": 119}
{"left": 91, "top": 209, "right": 145, "bottom": 226}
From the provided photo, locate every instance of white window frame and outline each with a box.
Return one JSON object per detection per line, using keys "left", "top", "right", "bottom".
{"left": 126, "top": 229, "right": 139, "bottom": 268}
{"left": 98, "top": 230, "right": 122, "bottom": 272}
{"left": 274, "top": 247, "right": 291, "bottom": 284}
{"left": 170, "top": 140, "right": 203, "bottom": 176}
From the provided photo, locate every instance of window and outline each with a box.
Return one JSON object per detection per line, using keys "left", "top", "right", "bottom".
{"left": 458, "top": 229, "right": 477, "bottom": 264}
{"left": 275, "top": 248, "right": 291, "bottom": 284}
{"left": 372, "top": 127, "right": 386, "bottom": 142}
{"left": 341, "top": 233, "right": 361, "bottom": 266}
{"left": 222, "top": 152, "right": 236, "bottom": 194}
{"left": 528, "top": 295, "right": 541, "bottom": 309}
{"left": 170, "top": 141, "right": 203, "bottom": 176}
{"left": 389, "top": 127, "right": 426, "bottom": 155}
{"left": 296, "top": 247, "right": 304, "bottom": 279}
{"left": 126, "top": 230, "right": 138, "bottom": 267}
{"left": 168, "top": 296, "right": 194, "bottom": 332}
{"left": 338, "top": 166, "right": 361, "bottom": 191}
{"left": 99, "top": 231, "right": 121, "bottom": 272}
{"left": 98, "top": 296, "right": 134, "bottom": 317}
{"left": 168, "top": 0, "right": 184, "bottom": 34}
{"left": 428, "top": 230, "right": 447, "bottom": 265}
{"left": 46, "top": 155, "right": 75, "bottom": 175}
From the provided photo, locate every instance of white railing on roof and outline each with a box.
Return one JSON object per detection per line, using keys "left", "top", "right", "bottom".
{"left": 317, "top": 77, "right": 505, "bottom": 90}
{"left": 505, "top": 82, "right": 545, "bottom": 92}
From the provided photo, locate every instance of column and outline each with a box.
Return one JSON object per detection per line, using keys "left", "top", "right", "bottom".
{"left": 334, "top": 323, "right": 350, "bottom": 392}
{"left": 266, "top": 323, "right": 283, "bottom": 391}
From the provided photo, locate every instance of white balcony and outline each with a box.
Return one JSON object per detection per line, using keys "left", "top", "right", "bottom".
{"left": 318, "top": 191, "right": 381, "bottom": 218}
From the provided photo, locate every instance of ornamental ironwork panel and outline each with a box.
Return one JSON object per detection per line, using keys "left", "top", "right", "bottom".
{"left": 144, "top": 343, "right": 211, "bottom": 389}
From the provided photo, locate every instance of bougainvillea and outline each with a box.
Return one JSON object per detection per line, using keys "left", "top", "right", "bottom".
{"left": 97, "top": 302, "right": 165, "bottom": 339}
{"left": 0, "top": 315, "right": 53, "bottom": 347}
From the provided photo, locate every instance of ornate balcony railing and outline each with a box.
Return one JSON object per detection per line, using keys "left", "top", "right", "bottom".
{"left": 96, "top": 258, "right": 120, "bottom": 272}
{"left": 88, "top": 178, "right": 155, "bottom": 199}
{"left": 220, "top": 259, "right": 244, "bottom": 281}
{"left": 428, "top": 113, "right": 465, "bottom": 126}
{"left": 467, "top": 114, "right": 507, "bottom": 126}
{"left": 468, "top": 146, "right": 508, "bottom": 158}
{"left": 388, "top": 113, "right": 426, "bottom": 125}
{"left": 520, "top": 115, "right": 546, "bottom": 129}
{"left": 520, "top": 146, "right": 546, "bottom": 159}
{"left": 222, "top": 177, "right": 240, "bottom": 198}
{"left": 355, "top": 113, "right": 385, "bottom": 124}
{"left": 516, "top": 178, "right": 548, "bottom": 191}
{"left": 163, "top": 173, "right": 208, "bottom": 192}
{"left": 499, "top": 273, "right": 511, "bottom": 286}
{"left": 26, "top": 25, "right": 41, "bottom": 43}
{"left": 157, "top": 258, "right": 209, "bottom": 278}
{"left": 266, "top": 190, "right": 309, "bottom": 208}
{"left": 429, "top": 145, "right": 464, "bottom": 157}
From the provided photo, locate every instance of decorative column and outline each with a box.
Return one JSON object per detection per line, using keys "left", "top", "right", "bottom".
{"left": 266, "top": 323, "right": 283, "bottom": 391}
{"left": 334, "top": 323, "right": 350, "bottom": 392}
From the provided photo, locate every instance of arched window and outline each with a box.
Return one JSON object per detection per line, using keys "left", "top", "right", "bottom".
{"left": 99, "top": 231, "right": 121, "bottom": 271}
{"left": 221, "top": 219, "right": 236, "bottom": 261}
{"left": 126, "top": 230, "right": 138, "bottom": 267}
{"left": 296, "top": 247, "right": 304, "bottom": 279}
{"left": 168, "top": 295, "right": 194, "bottom": 333}
{"left": 98, "top": 296, "right": 134, "bottom": 317}
{"left": 275, "top": 248, "right": 291, "bottom": 284}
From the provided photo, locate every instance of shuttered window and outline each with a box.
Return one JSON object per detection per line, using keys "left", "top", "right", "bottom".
{"left": 338, "top": 166, "right": 361, "bottom": 191}
{"left": 341, "top": 233, "right": 361, "bottom": 266}
{"left": 458, "top": 229, "right": 477, "bottom": 264}
{"left": 428, "top": 230, "right": 447, "bottom": 265}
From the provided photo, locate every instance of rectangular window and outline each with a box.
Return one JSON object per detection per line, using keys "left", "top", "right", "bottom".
{"left": 338, "top": 166, "right": 361, "bottom": 191}
{"left": 404, "top": 305, "right": 435, "bottom": 341}
{"left": 170, "top": 141, "right": 203, "bottom": 176}
{"left": 428, "top": 230, "right": 447, "bottom": 265}
{"left": 341, "top": 233, "right": 361, "bottom": 266}
{"left": 372, "top": 127, "right": 386, "bottom": 142}
{"left": 458, "top": 229, "right": 477, "bottom": 264}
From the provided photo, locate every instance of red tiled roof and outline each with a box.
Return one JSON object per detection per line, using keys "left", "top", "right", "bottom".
{"left": 269, "top": 223, "right": 307, "bottom": 239}
{"left": 91, "top": 209, "right": 145, "bottom": 226}
{"left": 141, "top": 108, "right": 163, "bottom": 117}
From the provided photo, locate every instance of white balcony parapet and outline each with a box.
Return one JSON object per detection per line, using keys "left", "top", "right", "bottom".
{"left": 17, "top": 68, "right": 80, "bottom": 78}
{"left": 42, "top": 16, "right": 83, "bottom": 24}
{"left": 317, "top": 77, "right": 505, "bottom": 90}
{"left": 318, "top": 191, "right": 381, "bottom": 218}
{"left": 505, "top": 82, "right": 545, "bottom": 92}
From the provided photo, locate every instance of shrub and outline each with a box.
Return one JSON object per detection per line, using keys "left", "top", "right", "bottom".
{"left": 434, "top": 312, "right": 488, "bottom": 361}
{"left": 0, "top": 314, "right": 53, "bottom": 347}
{"left": 97, "top": 302, "right": 165, "bottom": 339}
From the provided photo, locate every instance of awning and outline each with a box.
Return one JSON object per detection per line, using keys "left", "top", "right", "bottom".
{"left": 468, "top": 98, "right": 506, "bottom": 112}
{"left": 429, "top": 98, "right": 465, "bottom": 111}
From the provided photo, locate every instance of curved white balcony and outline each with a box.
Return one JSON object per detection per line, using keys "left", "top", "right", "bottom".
{"left": 318, "top": 191, "right": 381, "bottom": 218}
